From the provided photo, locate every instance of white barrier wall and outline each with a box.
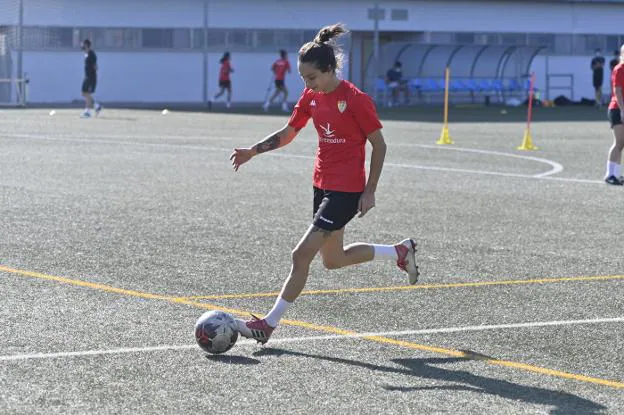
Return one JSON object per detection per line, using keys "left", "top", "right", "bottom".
{"left": 23, "top": 51, "right": 307, "bottom": 103}
{"left": 531, "top": 55, "right": 616, "bottom": 102}
{"left": 7, "top": 0, "right": 624, "bottom": 103}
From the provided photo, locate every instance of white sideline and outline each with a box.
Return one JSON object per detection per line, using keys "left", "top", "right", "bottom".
{"left": 1, "top": 316, "right": 621, "bottom": 362}
{"left": 5, "top": 133, "right": 584, "bottom": 183}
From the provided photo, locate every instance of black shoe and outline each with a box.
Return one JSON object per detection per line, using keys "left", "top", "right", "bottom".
{"left": 605, "top": 175, "right": 624, "bottom": 185}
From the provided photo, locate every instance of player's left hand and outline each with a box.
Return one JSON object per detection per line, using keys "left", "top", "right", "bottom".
{"left": 358, "top": 189, "right": 376, "bottom": 217}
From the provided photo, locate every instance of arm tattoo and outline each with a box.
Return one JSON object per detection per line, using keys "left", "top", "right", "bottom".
{"left": 311, "top": 226, "right": 333, "bottom": 238}
{"left": 255, "top": 133, "right": 281, "bottom": 154}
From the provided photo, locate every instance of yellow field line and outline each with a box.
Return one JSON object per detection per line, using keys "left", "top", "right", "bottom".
{"left": 1, "top": 264, "right": 623, "bottom": 389}
{"left": 177, "top": 274, "right": 624, "bottom": 301}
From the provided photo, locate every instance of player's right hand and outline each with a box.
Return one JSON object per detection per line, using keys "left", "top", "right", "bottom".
{"left": 230, "top": 147, "right": 256, "bottom": 171}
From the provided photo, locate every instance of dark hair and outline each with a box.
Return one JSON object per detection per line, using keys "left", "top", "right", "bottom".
{"left": 82, "top": 39, "right": 91, "bottom": 47}
{"left": 298, "top": 23, "right": 347, "bottom": 73}
{"left": 394, "top": 61, "right": 402, "bottom": 68}
{"left": 220, "top": 51, "right": 230, "bottom": 64}
{"left": 279, "top": 49, "right": 287, "bottom": 59}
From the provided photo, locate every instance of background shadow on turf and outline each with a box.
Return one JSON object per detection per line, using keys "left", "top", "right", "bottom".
{"left": 253, "top": 348, "right": 606, "bottom": 414}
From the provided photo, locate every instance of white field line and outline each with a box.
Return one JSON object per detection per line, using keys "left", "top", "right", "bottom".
{"left": 1, "top": 316, "right": 621, "bottom": 362}
{"left": 6, "top": 133, "right": 602, "bottom": 184}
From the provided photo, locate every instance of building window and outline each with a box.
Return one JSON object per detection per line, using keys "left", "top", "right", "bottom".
{"left": 391, "top": 9, "right": 408, "bottom": 21}
{"left": 553, "top": 34, "right": 573, "bottom": 55}
{"left": 142, "top": 28, "right": 170, "bottom": 48}
{"left": 275, "top": 30, "right": 302, "bottom": 48}
{"left": 254, "top": 30, "right": 275, "bottom": 48}
{"left": 227, "top": 30, "right": 251, "bottom": 48}
{"left": 367, "top": 8, "right": 386, "bottom": 20}
{"left": 455, "top": 32, "right": 475, "bottom": 45}
{"left": 527, "top": 33, "right": 554, "bottom": 52}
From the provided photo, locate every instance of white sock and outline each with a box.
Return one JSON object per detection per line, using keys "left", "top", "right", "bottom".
{"left": 607, "top": 161, "right": 621, "bottom": 177}
{"left": 372, "top": 244, "right": 398, "bottom": 261}
{"left": 264, "top": 297, "right": 291, "bottom": 328}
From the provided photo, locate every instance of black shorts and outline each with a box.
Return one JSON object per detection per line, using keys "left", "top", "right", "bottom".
{"left": 274, "top": 80, "right": 285, "bottom": 89}
{"left": 593, "top": 72, "right": 603, "bottom": 89}
{"left": 219, "top": 80, "right": 231, "bottom": 89}
{"left": 81, "top": 77, "right": 96, "bottom": 94}
{"left": 608, "top": 108, "right": 622, "bottom": 128}
{"left": 312, "top": 187, "right": 362, "bottom": 231}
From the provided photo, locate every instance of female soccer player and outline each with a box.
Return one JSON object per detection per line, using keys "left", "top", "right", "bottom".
{"left": 229, "top": 23, "right": 419, "bottom": 344}
{"left": 263, "top": 49, "right": 292, "bottom": 112}
{"left": 605, "top": 45, "right": 624, "bottom": 185}
{"left": 211, "top": 52, "right": 233, "bottom": 108}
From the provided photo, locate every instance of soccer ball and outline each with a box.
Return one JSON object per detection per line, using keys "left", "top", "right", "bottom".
{"left": 194, "top": 310, "right": 239, "bottom": 354}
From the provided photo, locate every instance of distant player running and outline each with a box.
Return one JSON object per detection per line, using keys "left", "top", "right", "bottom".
{"left": 230, "top": 23, "right": 419, "bottom": 344}
{"left": 211, "top": 52, "right": 233, "bottom": 109}
{"left": 605, "top": 45, "right": 624, "bottom": 185}
{"left": 263, "top": 49, "right": 291, "bottom": 112}
{"left": 591, "top": 49, "right": 606, "bottom": 108}
{"left": 80, "top": 39, "right": 101, "bottom": 118}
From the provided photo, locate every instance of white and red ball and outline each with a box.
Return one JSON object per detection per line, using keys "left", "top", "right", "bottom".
{"left": 194, "top": 310, "right": 239, "bottom": 354}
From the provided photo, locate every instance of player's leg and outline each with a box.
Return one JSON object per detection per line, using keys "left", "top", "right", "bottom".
{"left": 606, "top": 109, "right": 624, "bottom": 185}
{"left": 91, "top": 79, "right": 101, "bottom": 115}
{"left": 235, "top": 224, "right": 330, "bottom": 343}
{"left": 319, "top": 228, "right": 372, "bottom": 268}
{"left": 319, "top": 229, "right": 419, "bottom": 284}
{"left": 316, "top": 189, "right": 419, "bottom": 282}
{"left": 594, "top": 75, "right": 603, "bottom": 107}
{"left": 225, "top": 84, "right": 232, "bottom": 108}
{"left": 267, "top": 81, "right": 281, "bottom": 106}
{"left": 281, "top": 85, "right": 289, "bottom": 111}
{"left": 80, "top": 78, "right": 93, "bottom": 117}
{"left": 213, "top": 85, "right": 224, "bottom": 100}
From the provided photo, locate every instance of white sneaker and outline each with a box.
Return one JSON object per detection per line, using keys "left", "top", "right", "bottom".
{"left": 226, "top": 102, "right": 231, "bottom": 109}
{"left": 395, "top": 239, "right": 419, "bottom": 284}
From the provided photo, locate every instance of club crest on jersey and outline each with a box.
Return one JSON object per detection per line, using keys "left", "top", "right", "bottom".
{"left": 337, "top": 100, "right": 347, "bottom": 113}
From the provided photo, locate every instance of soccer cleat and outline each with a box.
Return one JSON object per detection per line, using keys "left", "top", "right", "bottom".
{"left": 235, "top": 314, "right": 275, "bottom": 344}
{"left": 395, "top": 238, "right": 419, "bottom": 284}
{"left": 605, "top": 175, "right": 624, "bottom": 186}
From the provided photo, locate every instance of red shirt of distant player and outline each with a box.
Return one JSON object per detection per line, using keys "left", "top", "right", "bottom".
{"left": 219, "top": 59, "right": 232, "bottom": 82}
{"left": 288, "top": 80, "right": 383, "bottom": 193}
{"left": 272, "top": 59, "right": 291, "bottom": 81}
{"left": 609, "top": 62, "right": 624, "bottom": 110}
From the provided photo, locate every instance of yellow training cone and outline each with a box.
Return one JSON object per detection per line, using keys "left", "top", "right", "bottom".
{"left": 517, "top": 128, "right": 538, "bottom": 150}
{"left": 437, "top": 127, "right": 454, "bottom": 145}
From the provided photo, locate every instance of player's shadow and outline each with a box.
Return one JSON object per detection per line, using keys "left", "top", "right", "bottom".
{"left": 253, "top": 348, "right": 606, "bottom": 414}
{"left": 203, "top": 354, "right": 261, "bottom": 365}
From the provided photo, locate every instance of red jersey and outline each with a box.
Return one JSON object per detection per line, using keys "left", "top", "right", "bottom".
{"left": 609, "top": 62, "right": 624, "bottom": 110}
{"left": 219, "top": 60, "right": 232, "bottom": 82}
{"left": 272, "top": 59, "right": 290, "bottom": 81}
{"left": 288, "top": 80, "right": 383, "bottom": 192}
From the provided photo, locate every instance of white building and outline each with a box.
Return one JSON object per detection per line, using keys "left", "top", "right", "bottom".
{"left": 0, "top": 0, "right": 623, "bottom": 104}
